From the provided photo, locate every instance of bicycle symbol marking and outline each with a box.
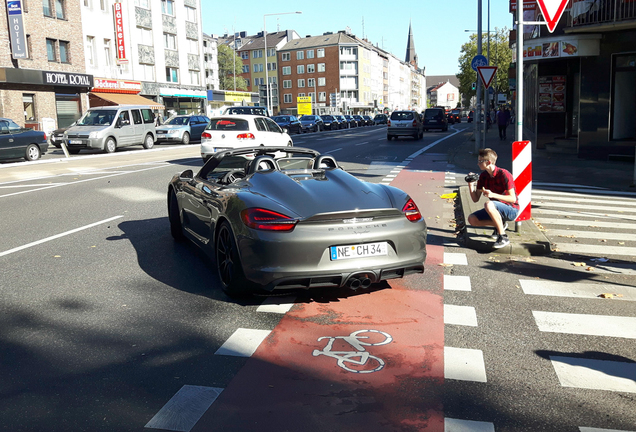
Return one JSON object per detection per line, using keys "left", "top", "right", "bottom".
{"left": 312, "top": 329, "right": 393, "bottom": 374}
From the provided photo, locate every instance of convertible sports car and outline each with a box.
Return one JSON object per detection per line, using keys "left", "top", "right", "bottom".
{"left": 167, "top": 147, "right": 427, "bottom": 296}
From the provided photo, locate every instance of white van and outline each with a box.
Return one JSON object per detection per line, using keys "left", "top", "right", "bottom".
{"left": 64, "top": 105, "right": 156, "bottom": 154}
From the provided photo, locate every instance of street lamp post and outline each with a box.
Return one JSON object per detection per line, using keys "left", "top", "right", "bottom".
{"left": 264, "top": 11, "right": 302, "bottom": 115}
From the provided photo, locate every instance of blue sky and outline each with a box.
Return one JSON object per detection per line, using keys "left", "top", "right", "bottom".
{"left": 200, "top": 0, "right": 513, "bottom": 76}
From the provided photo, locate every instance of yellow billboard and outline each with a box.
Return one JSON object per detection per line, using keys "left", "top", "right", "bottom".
{"left": 297, "top": 96, "right": 312, "bottom": 115}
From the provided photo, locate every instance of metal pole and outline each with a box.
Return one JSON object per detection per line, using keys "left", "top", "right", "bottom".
{"left": 482, "top": 0, "right": 490, "bottom": 149}
{"left": 263, "top": 18, "right": 269, "bottom": 114}
{"left": 475, "top": 0, "right": 482, "bottom": 153}
{"left": 516, "top": 0, "right": 523, "bottom": 142}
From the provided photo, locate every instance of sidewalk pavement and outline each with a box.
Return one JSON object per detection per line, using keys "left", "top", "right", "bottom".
{"left": 449, "top": 126, "right": 636, "bottom": 255}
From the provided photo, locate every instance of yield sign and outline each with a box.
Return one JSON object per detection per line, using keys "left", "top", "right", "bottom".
{"left": 536, "top": 0, "right": 569, "bottom": 33}
{"left": 477, "top": 66, "right": 498, "bottom": 89}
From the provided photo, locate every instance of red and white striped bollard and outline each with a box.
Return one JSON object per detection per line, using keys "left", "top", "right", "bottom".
{"left": 512, "top": 141, "right": 532, "bottom": 223}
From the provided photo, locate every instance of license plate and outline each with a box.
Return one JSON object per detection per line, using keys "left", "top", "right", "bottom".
{"left": 398, "top": 124, "right": 406, "bottom": 127}
{"left": 330, "top": 242, "right": 388, "bottom": 261}
{"left": 69, "top": 140, "right": 83, "bottom": 144}
{"left": 430, "top": 120, "right": 438, "bottom": 123}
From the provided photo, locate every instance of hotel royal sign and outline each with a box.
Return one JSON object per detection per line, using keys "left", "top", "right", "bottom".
{"left": 113, "top": 2, "right": 128, "bottom": 63}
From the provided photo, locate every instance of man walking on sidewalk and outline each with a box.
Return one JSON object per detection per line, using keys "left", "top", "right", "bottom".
{"left": 497, "top": 106, "right": 511, "bottom": 141}
{"left": 466, "top": 148, "right": 519, "bottom": 249}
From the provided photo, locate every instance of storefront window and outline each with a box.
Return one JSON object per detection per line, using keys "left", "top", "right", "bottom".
{"left": 611, "top": 54, "right": 636, "bottom": 140}
{"left": 23, "top": 95, "right": 36, "bottom": 121}
{"left": 55, "top": 93, "right": 81, "bottom": 128}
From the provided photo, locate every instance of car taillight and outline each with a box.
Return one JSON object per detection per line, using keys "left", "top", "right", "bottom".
{"left": 237, "top": 133, "right": 255, "bottom": 140}
{"left": 387, "top": 120, "right": 391, "bottom": 127}
{"left": 402, "top": 198, "right": 422, "bottom": 222}
{"left": 412, "top": 119, "right": 417, "bottom": 127}
{"left": 241, "top": 208, "right": 298, "bottom": 231}
{"left": 201, "top": 132, "right": 211, "bottom": 139}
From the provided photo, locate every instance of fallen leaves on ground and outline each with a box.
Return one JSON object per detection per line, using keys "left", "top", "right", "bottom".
{"left": 572, "top": 262, "right": 586, "bottom": 266}
{"left": 558, "top": 234, "right": 576, "bottom": 238}
{"left": 598, "top": 293, "right": 624, "bottom": 299}
{"left": 439, "top": 263, "right": 453, "bottom": 267}
{"left": 585, "top": 266, "right": 594, "bottom": 271}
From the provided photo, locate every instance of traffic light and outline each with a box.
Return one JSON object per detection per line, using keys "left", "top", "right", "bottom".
{"left": 471, "top": 82, "right": 476, "bottom": 91}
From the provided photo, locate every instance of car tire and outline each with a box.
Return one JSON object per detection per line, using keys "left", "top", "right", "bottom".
{"left": 216, "top": 221, "right": 249, "bottom": 296}
{"left": 143, "top": 134, "right": 154, "bottom": 149}
{"left": 387, "top": 135, "right": 392, "bottom": 141}
{"left": 104, "top": 138, "right": 116, "bottom": 153}
{"left": 68, "top": 148, "right": 81, "bottom": 155}
{"left": 168, "top": 189, "right": 185, "bottom": 242}
{"left": 181, "top": 132, "right": 190, "bottom": 145}
{"left": 25, "top": 144, "right": 41, "bottom": 161}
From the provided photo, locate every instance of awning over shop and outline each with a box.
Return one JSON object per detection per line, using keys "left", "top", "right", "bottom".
{"left": 89, "top": 92, "right": 164, "bottom": 109}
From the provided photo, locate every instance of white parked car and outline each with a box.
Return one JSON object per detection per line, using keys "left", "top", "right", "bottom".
{"left": 200, "top": 115, "right": 293, "bottom": 161}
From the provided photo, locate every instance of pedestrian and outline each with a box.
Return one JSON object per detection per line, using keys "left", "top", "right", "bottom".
{"left": 497, "top": 106, "right": 510, "bottom": 141}
{"left": 466, "top": 148, "right": 519, "bottom": 249}
{"left": 490, "top": 107, "right": 496, "bottom": 126}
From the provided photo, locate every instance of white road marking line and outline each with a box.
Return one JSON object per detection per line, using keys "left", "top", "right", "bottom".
{"left": 534, "top": 182, "right": 608, "bottom": 190}
{"left": 550, "top": 356, "right": 636, "bottom": 393}
{"left": 444, "top": 305, "right": 478, "bottom": 327}
{"left": 407, "top": 128, "right": 463, "bottom": 159}
{"left": 214, "top": 328, "right": 271, "bottom": 357}
{"left": 444, "top": 346, "right": 487, "bottom": 382}
{"left": 445, "top": 418, "right": 495, "bottom": 432}
{"left": 534, "top": 218, "right": 636, "bottom": 230}
{"left": 550, "top": 244, "right": 636, "bottom": 256}
{"left": 534, "top": 208, "right": 636, "bottom": 221}
{"left": 325, "top": 148, "right": 342, "bottom": 154}
{"left": 145, "top": 385, "right": 223, "bottom": 432}
{"left": 533, "top": 311, "right": 636, "bottom": 339}
{"left": 534, "top": 189, "right": 636, "bottom": 199}
{"left": 580, "top": 427, "right": 636, "bottom": 432}
{"left": 520, "top": 279, "right": 636, "bottom": 301}
{"left": 256, "top": 296, "right": 296, "bottom": 314}
{"left": 317, "top": 137, "right": 333, "bottom": 141}
{"left": 533, "top": 201, "right": 636, "bottom": 214}
{"left": 0, "top": 183, "right": 67, "bottom": 188}
{"left": 532, "top": 195, "right": 636, "bottom": 207}
{"left": 355, "top": 141, "right": 369, "bottom": 146}
{"left": 546, "top": 229, "right": 636, "bottom": 241}
{"left": 444, "top": 275, "right": 472, "bottom": 291}
{"left": 0, "top": 216, "right": 123, "bottom": 258}
{"left": 444, "top": 253, "right": 468, "bottom": 265}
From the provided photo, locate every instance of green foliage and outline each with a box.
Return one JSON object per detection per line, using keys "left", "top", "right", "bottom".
{"left": 218, "top": 44, "right": 248, "bottom": 91}
{"left": 457, "top": 28, "right": 512, "bottom": 102}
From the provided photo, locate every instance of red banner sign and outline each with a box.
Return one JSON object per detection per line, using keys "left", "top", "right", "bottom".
{"left": 509, "top": 0, "right": 537, "bottom": 12}
{"left": 113, "top": 2, "right": 127, "bottom": 63}
{"left": 92, "top": 78, "right": 142, "bottom": 94}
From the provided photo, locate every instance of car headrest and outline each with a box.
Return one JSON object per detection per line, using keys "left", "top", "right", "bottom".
{"left": 313, "top": 155, "right": 338, "bottom": 170}
{"left": 246, "top": 155, "right": 278, "bottom": 175}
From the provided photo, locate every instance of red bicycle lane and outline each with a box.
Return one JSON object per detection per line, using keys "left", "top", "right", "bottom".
{"left": 192, "top": 155, "right": 448, "bottom": 432}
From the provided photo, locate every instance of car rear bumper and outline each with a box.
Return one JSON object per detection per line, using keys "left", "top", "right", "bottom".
{"left": 387, "top": 127, "right": 420, "bottom": 136}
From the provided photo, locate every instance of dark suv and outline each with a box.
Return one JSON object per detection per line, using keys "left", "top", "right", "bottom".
{"left": 387, "top": 110, "right": 423, "bottom": 140}
{"left": 422, "top": 108, "right": 448, "bottom": 132}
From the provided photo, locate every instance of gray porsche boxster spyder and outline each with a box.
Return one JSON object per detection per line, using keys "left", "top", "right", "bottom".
{"left": 167, "top": 147, "right": 427, "bottom": 296}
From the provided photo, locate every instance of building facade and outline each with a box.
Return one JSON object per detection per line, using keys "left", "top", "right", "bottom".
{"left": 203, "top": 33, "right": 220, "bottom": 91}
{"left": 0, "top": 0, "right": 93, "bottom": 132}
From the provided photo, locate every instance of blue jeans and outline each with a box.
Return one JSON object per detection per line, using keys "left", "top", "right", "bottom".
{"left": 472, "top": 201, "right": 518, "bottom": 223}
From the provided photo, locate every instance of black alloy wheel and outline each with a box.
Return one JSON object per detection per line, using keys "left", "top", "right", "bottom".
{"left": 168, "top": 189, "right": 185, "bottom": 241}
{"left": 216, "top": 221, "right": 248, "bottom": 296}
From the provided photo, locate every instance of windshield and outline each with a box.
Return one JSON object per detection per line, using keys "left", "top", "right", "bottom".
{"left": 167, "top": 117, "right": 190, "bottom": 125}
{"left": 301, "top": 116, "right": 316, "bottom": 120}
{"left": 391, "top": 112, "right": 414, "bottom": 120}
{"left": 425, "top": 110, "right": 443, "bottom": 119}
{"left": 273, "top": 116, "right": 290, "bottom": 122}
{"left": 77, "top": 110, "right": 117, "bottom": 126}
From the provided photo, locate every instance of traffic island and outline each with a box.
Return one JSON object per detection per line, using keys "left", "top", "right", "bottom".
{"left": 458, "top": 185, "right": 552, "bottom": 256}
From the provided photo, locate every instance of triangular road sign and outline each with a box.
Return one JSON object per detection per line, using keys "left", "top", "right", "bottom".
{"left": 536, "top": 0, "right": 569, "bottom": 33}
{"left": 477, "top": 66, "right": 498, "bottom": 89}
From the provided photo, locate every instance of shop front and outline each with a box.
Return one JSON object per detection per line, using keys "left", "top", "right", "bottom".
{"left": 206, "top": 90, "right": 260, "bottom": 117}
{"left": 89, "top": 78, "right": 164, "bottom": 111}
{"left": 0, "top": 68, "right": 93, "bottom": 132}
{"left": 160, "top": 88, "right": 207, "bottom": 118}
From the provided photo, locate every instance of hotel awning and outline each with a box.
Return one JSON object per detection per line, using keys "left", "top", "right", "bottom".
{"left": 89, "top": 92, "right": 164, "bottom": 109}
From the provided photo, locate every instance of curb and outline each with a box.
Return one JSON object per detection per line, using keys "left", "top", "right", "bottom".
{"left": 458, "top": 185, "right": 552, "bottom": 256}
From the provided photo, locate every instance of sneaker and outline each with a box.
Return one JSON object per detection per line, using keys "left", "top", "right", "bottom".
{"left": 493, "top": 234, "right": 510, "bottom": 249}
{"left": 490, "top": 222, "right": 509, "bottom": 239}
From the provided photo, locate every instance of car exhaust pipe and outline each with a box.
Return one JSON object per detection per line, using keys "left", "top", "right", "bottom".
{"left": 348, "top": 278, "right": 361, "bottom": 290}
{"left": 347, "top": 272, "right": 376, "bottom": 290}
{"left": 360, "top": 278, "right": 372, "bottom": 289}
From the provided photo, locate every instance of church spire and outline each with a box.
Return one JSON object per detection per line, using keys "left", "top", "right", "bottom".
{"left": 405, "top": 21, "right": 418, "bottom": 66}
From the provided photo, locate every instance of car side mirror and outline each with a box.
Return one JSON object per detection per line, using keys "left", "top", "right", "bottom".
{"left": 282, "top": 128, "right": 288, "bottom": 134}
{"left": 179, "top": 169, "right": 194, "bottom": 181}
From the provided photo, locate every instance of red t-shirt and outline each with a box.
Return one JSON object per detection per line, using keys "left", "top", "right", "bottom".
{"left": 477, "top": 166, "right": 519, "bottom": 209}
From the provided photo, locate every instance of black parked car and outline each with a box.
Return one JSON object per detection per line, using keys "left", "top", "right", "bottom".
{"left": 362, "top": 115, "right": 373, "bottom": 126}
{"left": 335, "top": 115, "right": 349, "bottom": 129}
{"left": 0, "top": 118, "right": 48, "bottom": 162}
{"left": 344, "top": 115, "right": 358, "bottom": 127}
{"left": 352, "top": 115, "right": 365, "bottom": 126}
{"left": 271, "top": 115, "right": 302, "bottom": 134}
{"left": 373, "top": 114, "right": 388, "bottom": 125}
{"left": 298, "top": 115, "right": 324, "bottom": 133}
{"left": 320, "top": 115, "right": 341, "bottom": 130}
{"left": 422, "top": 108, "right": 448, "bottom": 132}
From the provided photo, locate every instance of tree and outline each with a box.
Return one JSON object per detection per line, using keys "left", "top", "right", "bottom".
{"left": 218, "top": 44, "right": 248, "bottom": 91}
{"left": 456, "top": 27, "right": 512, "bottom": 105}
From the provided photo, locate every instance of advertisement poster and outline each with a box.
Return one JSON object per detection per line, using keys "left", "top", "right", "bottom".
{"left": 538, "top": 76, "right": 566, "bottom": 113}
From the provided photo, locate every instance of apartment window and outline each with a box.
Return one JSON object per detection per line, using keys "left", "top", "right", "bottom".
{"left": 267, "top": 62, "right": 276, "bottom": 71}
{"left": 298, "top": 79, "right": 305, "bottom": 88}
{"left": 284, "top": 94, "right": 292, "bottom": 103}
{"left": 240, "top": 51, "right": 249, "bottom": 60}
{"left": 59, "top": 41, "right": 69, "bottom": 63}
{"left": 307, "top": 78, "right": 315, "bottom": 87}
{"left": 283, "top": 80, "right": 292, "bottom": 89}
{"left": 85, "top": 36, "right": 95, "bottom": 65}
{"left": 99, "top": 0, "right": 105, "bottom": 10}
{"left": 23, "top": 94, "right": 35, "bottom": 121}
{"left": 317, "top": 48, "right": 325, "bottom": 58}
{"left": 164, "top": 33, "right": 176, "bottom": 50}
{"left": 319, "top": 92, "right": 326, "bottom": 102}
{"left": 269, "top": 76, "right": 277, "bottom": 84}
{"left": 318, "top": 77, "right": 326, "bottom": 86}
{"left": 46, "top": 38, "right": 56, "bottom": 61}
{"left": 185, "top": 6, "right": 197, "bottom": 23}
{"left": 135, "top": 0, "right": 150, "bottom": 8}
{"left": 282, "top": 66, "right": 291, "bottom": 75}
{"left": 282, "top": 52, "right": 290, "bottom": 61}
{"left": 55, "top": 0, "right": 64, "bottom": 19}
{"left": 43, "top": 0, "right": 52, "bottom": 16}
{"left": 253, "top": 63, "right": 263, "bottom": 73}
{"left": 297, "top": 65, "right": 304, "bottom": 74}
{"left": 298, "top": 93, "right": 305, "bottom": 97}
{"left": 241, "top": 65, "right": 249, "bottom": 73}
{"left": 161, "top": 0, "right": 174, "bottom": 15}
{"left": 253, "top": 50, "right": 263, "bottom": 58}
{"left": 140, "top": 64, "right": 154, "bottom": 80}
{"left": 309, "top": 92, "right": 315, "bottom": 101}
{"left": 307, "top": 64, "right": 315, "bottom": 73}
{"left": 103, "top": 39, "right": 111, "bottom": 66}
{"left": 267, "top": 48, "right": 276, "bottom": 57}
{"left": 317, "top": 63, "right": 325, "bottom": 72}
{"left": 296, "top": 50, "right": 304, "bottom": 60}
{"left": 307, "top": 50, "right": 314, "bottom": 59}
{"left": 166, "top": 67, "right": 178, "bottom": 83}
{"left": 254, "top": 77, "right": 264, "bottom": 86}
{"left": 187, "top": 38, "right": 198, "bottom": 54}
{"left": 189, "top": 70, "right": 200, "bottom": 85}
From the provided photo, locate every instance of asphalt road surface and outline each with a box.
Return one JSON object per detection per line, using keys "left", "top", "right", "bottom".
{"left": 1, "top": 123, "right": 634, "bottom": 432}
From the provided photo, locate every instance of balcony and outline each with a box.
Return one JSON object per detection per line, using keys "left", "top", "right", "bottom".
{"left": 569, "top": 0, "right": 636, "bottom": 30}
